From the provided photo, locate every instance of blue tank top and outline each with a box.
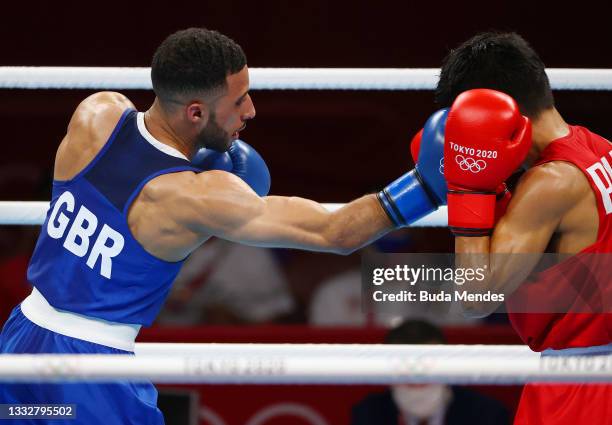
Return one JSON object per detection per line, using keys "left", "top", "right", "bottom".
{"left": 27, "top": 109, "right": 201, "bottom": 326}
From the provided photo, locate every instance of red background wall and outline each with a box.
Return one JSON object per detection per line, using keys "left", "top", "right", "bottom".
{"left": 0, "top": 0, "right": 611, "bottom": 202}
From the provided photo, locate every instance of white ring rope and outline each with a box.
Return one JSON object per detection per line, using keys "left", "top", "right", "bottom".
{"left": 0, "top": 344, "right": 610, "bottom": 384}
{"left": 0, "top": 201, "right": 50, "bottom": 225}
{"left": 1, "top": 67, "right": 612, "bottom": 90}
{"left": 0, "top": 202, "right": 447, "bottom": 226}
{"left": 0, "top": 66, "right": 609, "bottom": 224}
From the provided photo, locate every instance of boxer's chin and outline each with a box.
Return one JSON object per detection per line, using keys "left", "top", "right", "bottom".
{"left": 197, "top": 132, "right": 232, "bottom": 153}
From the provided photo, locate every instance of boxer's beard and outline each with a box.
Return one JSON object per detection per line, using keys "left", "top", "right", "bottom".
{"left": 196, "top": 110, "right": 232, "bottom": 152}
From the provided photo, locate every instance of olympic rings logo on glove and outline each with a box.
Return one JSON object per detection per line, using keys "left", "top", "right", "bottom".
{"left": 455, "top": 155, "right": 487, "bottom": 173}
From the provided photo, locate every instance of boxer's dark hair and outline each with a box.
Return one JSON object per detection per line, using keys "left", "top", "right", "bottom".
{"left": 384, "top": 319, "right": 446, "bottom": 344}
{"left": 435, "top": 32, "right": 554, "bottom": 118}
{"left": 151, "top": 28, "right": 246, "bottom": 103}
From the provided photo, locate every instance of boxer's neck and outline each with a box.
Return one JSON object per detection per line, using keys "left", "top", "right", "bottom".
{"left": 144, "top": 99, "right": 194, "bottom": 159}
{"left": 529, "top": 107, "right": 570, "bottom": 159}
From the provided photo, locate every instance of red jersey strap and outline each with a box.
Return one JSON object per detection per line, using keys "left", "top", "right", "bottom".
{"left": 535, "top": 125, "right": 611, "bottom": 167}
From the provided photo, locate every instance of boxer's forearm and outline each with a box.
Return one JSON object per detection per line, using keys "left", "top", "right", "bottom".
{"left": 324, "top": 194, "right": 393, "bottom": 254}
{"left": 455, "top": 236, "right": 498, "bottom": 317}
{"left": 196, "top": 185, "right": 392, "bottom": 254}
{"left": 249, "top": 194, "right": 393, "bottom": 254}
{"left": 455, "top": 228, "right": 548, "bottom": 317}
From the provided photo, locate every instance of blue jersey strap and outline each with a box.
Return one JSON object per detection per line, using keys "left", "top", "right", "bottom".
{"left": 541, "top": 343, "right": 612, "bottom": 357}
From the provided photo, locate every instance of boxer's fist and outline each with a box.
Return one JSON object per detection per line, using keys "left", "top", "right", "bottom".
{"left": 415, "top": 110, "right": 448, "bottom": 206}
{"left": 378, "top": 109, "right": 448, "bottom": 227}
{"left": 193, "top": 140, "right": 271, "bottom": 196}
{"left": 444, "top": 89, "right": 532, "bottom": 235}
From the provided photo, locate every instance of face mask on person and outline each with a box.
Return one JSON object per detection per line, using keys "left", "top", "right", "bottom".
{"left": 391, "top": 384, "right": 451, "bottom": 419}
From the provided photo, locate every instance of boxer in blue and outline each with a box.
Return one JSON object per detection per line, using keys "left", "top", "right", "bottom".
{"left": 0, "top": 28, "right": 448, "bottom": 424}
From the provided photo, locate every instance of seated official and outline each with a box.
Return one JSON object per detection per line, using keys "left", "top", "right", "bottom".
{"left": 351, "top": 320, "right": 510, "bottom": 425}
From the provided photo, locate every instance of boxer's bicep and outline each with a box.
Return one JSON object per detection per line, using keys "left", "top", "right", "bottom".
{"left": 181, "top": 170, "right": 337, "bottom": 251}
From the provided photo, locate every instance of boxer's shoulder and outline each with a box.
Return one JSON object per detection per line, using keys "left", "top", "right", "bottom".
{"left": 67, "top": 91, "right": 134, "bottom": 145}
{"left": 520, "top": 161, "right": 589, "bottom": 197}
{"left": 510, "top": 161, "right": 592, "bottom": 220}
{"left": 54, "top": 92, "right": 135, "bottom": 181}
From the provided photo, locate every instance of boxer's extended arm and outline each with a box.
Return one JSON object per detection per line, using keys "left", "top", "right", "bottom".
{"left": 180, "top": 170, "right": 393, "bottom": 254}
{"left": 170, "top": 109, "right": 448, "bottom": 255}
{"left": 456, "top": 162, "right": 588, "bottom": 316}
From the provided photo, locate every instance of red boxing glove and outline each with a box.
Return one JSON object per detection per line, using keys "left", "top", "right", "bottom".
{"left": 410, "top": 128, "right": 423, "bottom": 163}
{"left": 444, "top": 89, "right": 532, "bottom": 236}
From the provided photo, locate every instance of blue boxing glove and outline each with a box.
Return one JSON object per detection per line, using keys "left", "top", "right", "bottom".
{"left": 192, "top": 140, "right": 271, "bottom": 196}
{"left": 377, "top": 109, "right": 448, "bottom": 226}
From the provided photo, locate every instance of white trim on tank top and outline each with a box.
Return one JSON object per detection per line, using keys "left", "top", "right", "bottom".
{"left": 136, "top": 112, "right": 189, "bottom": 160}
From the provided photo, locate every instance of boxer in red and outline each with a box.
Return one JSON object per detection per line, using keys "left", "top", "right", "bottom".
{"left": 436, "top": 33, "right": 612, "bottom": 424}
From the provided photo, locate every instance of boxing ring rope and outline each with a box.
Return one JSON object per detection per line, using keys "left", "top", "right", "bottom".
{"left": 1, "top": 66, "right": 611, "bottom": 225}
{"left": 1, "top": 67, "right": 612, "bottom": 90}
{"left": 0, "top": 344, "right": 610, "bottom": 384}
{"left": 0, "top": 201, "right": 447, "bottom": 226}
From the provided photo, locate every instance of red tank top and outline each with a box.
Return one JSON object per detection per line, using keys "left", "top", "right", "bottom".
{"left": 507, "top": 125, "right": 612, "bottom": 351}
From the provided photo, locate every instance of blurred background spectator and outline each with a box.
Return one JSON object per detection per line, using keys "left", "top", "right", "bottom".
{"left": 157, "top": 239, "right": 295, "bottom": 325}
{"left": 351, "top": 320, "right": 510, "bottom": 425}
